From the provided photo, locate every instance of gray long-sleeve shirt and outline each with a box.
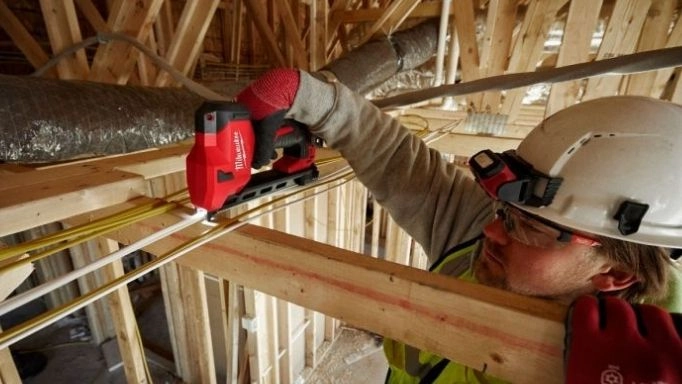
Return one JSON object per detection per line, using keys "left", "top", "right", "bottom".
{"left": 287, "top": 71, "right": 493, "bottom": 265}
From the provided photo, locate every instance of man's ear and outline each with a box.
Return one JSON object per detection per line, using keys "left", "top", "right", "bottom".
{"left": 591, "top": 266, "right": 638, "bottom": 292}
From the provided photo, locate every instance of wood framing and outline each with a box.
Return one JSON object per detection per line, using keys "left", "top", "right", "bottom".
{"left": 545, "top": 0, "right": 603, "bottom": 116}
{"left": 89, "top": 0, "right": 165, "bottom": 84}
{"left": 0, "top": 0, "right": 56, "bottom": 77}
{"left": 154, "top": 0, "right": 221, "bottom": 87}
{"left": 582, "top": 0, "right": 651, "bottom": 100}
{"left": 93, "top": 204, "right": 568, "bottom": 383}
{"left": 2, "top": 2, "right": 682, "bottom": 383}
{"left": 39, "top": 0, "right": 89, "bottom": 79}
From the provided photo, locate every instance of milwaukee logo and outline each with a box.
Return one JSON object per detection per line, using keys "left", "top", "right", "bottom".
{"left": 233, "top": 130, "right": 246, "bottom": 170}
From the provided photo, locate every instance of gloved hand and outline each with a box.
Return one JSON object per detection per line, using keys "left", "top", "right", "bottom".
{"left": 236, "top": 68, "right": 301, "bottom": 168}
{"left": 565, "top": 295, "right": 681, "bottom": 384}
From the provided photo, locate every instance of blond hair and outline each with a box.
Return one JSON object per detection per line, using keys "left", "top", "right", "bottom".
{"left": 598, "top": 236, "right": 672, "bottom": 302}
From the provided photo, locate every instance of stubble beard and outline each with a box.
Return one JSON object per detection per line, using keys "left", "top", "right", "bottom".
{"left": 472, "top": 245, "right": 509, "bottom": 291}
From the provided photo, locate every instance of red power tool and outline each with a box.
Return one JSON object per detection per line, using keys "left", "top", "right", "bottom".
{"left": 186, "top": 101, "right": 318, "bottom": 215}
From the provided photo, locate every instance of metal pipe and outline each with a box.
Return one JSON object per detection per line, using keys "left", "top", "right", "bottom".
{"left": 434, "top": 0, "right": 452, "bottom": 87}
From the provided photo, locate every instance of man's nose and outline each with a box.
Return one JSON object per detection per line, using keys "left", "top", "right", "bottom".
{"left": 483, "top": 217, "right": 511, "bottom": 245}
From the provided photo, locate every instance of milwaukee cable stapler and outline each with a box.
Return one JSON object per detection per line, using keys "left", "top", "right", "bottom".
{"left": 186, "top": 101, "right": 318, "bottom": 217}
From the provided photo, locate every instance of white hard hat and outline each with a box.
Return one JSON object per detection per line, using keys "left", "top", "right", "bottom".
{"left": 515, "top": 96, "right": 682, "bottom": 248}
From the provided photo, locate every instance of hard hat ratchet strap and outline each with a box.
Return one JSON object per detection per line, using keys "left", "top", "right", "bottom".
{"left": 469, "top": 149, "right": 563, "bottom": 207}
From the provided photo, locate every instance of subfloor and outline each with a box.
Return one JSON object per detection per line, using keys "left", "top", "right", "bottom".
{"left": 4, "top": 296, "right": 388, "bottom": 383}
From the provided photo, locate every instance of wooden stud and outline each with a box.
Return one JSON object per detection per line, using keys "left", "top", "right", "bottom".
{"left": 159, "top": 263, "right": 192, "bottom": 379}
{"left": 500, "top": 0, "right": 569, "bottom": 123}
{"left": 265, "top": 295, "right": 281, "bottom": 383}
{"left": 67, "top": 239, "right": 116, "bottom": 345}
{"left": 96, "top": 238, "right": 151, "bottom": 383}
{"left": 451, "top": 0, "right": 480, "bottom": 108}
{"left": 277, "top": 300, "right": 294, "bottom": 383}
{"left": 154, "top": 0, "right": 221, "bottom": 87}
{"left": 242, "top": 0, "right": 287, "bottom": 67}
{"left": 0, "top": 0, "right": 57, "bottom": 76}
{"left": 0, "top": 328, "right": 21, "bottom": 384}
{"left": 26, "top": 224, "right": 80, "bottom": 308}
{"left": 385, "top": 215, "right": 411, "bottom": 265}
{"left": 243, "top": 288, "right": 263, "bottom": 382}
{"left": 232, "top": 0, "right": 245, "bottom": 68}
{"left": 89, "top": 0, "right": 165, "bottom": 84}
{"left": 474, "top": 0, "right": 517, "bottom": 112}
{"left": 39, "top": 0, "right": 90, "bottom": 79}
{"left": 545, "top": 0, "right": 603, "bottom": 116}
{"left": 356, "top": 0, "right": 419, "bottom": 47}
{"left": 308, "top": 0, "right": 327, "bottom": 71}
{"left": 582, "top": 0, "right": 652, "bottom": 101}
{"left": 177, "top": 265, "right": 217, "bottom": 383}
{"left": 326, "top": 0, "right": 353, "bottom": 55}
{"left": 219, "top": 280, "right": 241, "bottom": 384}
{"left": 74, "top": 0, "right": 109, "bottom": 32}
{"left": 623, "top": 0, "right": 675, "bottom": 96}
{"left": 272, "top": 0, "right": 308, "bottom": 70}
{"left": 135, "top": 34, "right": 158, "bottom": 85}
{"left": 154, "top": 0, "right": 175, "bottom": 58}
{"left": 220, "top": 7, "right": 232, "bottom": 63}
{"left": 650, "top": 12, "right": 682, "bottom": 98}
{"left": 670, "top": 68, "right": 682, "bottom": 103}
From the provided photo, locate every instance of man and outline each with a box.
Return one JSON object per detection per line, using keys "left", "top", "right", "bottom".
{"left": 236, "top": 68, "right": 682, "bottom": 383}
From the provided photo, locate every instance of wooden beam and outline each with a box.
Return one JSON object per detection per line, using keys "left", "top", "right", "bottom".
{"left": 308, "top": 0, "right": 327, "bottom": 71}
{"left": 326, "top": 0, "right": 353, "bottom": 54}
{"left": 356, "top": 0, "right": 419, "bottom": 47}
{"left": 98, "top": 239, "right": 151, "bottom": 383}
{"left": 0, "top": 0, "right": 57, "bottom": 76}
{"left": 89, "top": 0, "right": 164, "bottom": 84}
{"left": 219, "top": 280, "right": 241, "bottom": 383}
{"left": 242, "top": 0, "right": 287, "bottom": 67}
{"left": 272, "top": 0, "right": 308, "bottom": 70}
{"left": 39, "top": 0, "right": 90, "bottom": 79}
{"left": 101, "top": 208, "right": 567, "bottom": 383}
{"left": 0, "top": 354, "right": 18, "bottom": 382}
{"left": 154, "top": 0, "right": 221, "bottom": 87}
{"left": 0, "top": 328, "right": 20, "bottom": 383}
{"left": 177, "top": 265, "right": 217, "bottom": 384}
{"left": 582, "top": 0, "right": 651, "bottom": 100}
{"left": 0, "top": 144, "right": 189, "bottom": 237}
{"left": 74, "top": 0, "right": 109, "bottom": 32}
{"left": 154, "top": 0, "right": 175, "bottom": 58}
{"left": 650, "top": 11, "right": 682, "bottom": 98}
{"left": 339, "top": 1, "right": 449, "bottom": 23}
{"left": 623, "top": 0, "right": 675, "bottom": 96}
{"left": 474, "top": 0, "right": 517, "bottom": 112}
{"left": 670, "top": 68, "right": 682, "bottom": 103}
{"left": 500, "top": 0, "right": 568, "bottom": 122}
{"left": 451, "top": 0, "right": 480, "bottom": 109}
{"left": 545, "top": 0, "right": 603, "bottom": 116}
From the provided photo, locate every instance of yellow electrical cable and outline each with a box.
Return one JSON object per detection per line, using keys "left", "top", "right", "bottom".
{"left": 0, "top": 122, "right": 432, "bottom": 271}
{"left": 0, "top": 189, "right": 188, "bottom": 262}
{"left": 0, "top": 166, "right": 356, "bottom": 350}
{"left": 0, "top": 199, "right": 189, "bottom": 276}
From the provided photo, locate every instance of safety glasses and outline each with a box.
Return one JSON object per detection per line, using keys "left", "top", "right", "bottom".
{"left": 494, "top": 203, "right": 601, "bottom": 249}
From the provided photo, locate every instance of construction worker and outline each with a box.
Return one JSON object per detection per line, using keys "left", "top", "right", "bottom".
{"left": 236, "top": 68, "right": 682, "bottom": 383}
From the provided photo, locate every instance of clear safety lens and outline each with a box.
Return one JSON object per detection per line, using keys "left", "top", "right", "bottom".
{"left": 493, "top": 203, "right": 600, "bottom": 249}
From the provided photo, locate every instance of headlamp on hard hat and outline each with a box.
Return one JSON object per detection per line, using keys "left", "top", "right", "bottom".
{"left": 469, "top": 149, "right": 563, "bottom": 207}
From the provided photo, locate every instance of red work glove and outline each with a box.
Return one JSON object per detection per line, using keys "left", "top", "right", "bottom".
{"left": 236, "top": 68, "right": 300, "bottom": 168}
{"left": 565, "top": 295, "right": 682, "bottom": 384}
